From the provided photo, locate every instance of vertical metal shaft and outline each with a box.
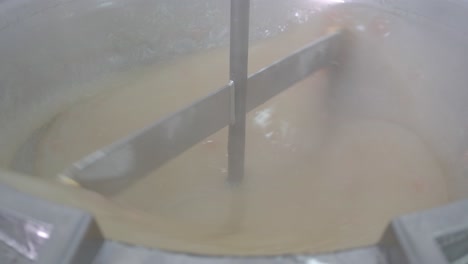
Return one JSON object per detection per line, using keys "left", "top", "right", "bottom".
{"left": 227, "top": 0, "right": 250, "bottom": 185}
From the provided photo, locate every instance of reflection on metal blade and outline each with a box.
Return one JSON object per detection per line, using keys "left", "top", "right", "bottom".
{"left": 61, "top": 31, "right": 343, "bottom": 195}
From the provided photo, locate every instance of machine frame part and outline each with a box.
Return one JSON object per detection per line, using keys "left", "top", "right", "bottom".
{"left": 0, "top": 185, "right": 103, "bottom": 264}
{"left": 380, "top": 199, "right": 468, "bottom": 264}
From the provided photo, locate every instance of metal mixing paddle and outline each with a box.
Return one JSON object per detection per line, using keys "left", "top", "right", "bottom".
{"left": 58, "top": 3, "right": 342, "bottom": 195}
{"left": 227, "top": 0, "right": 250, "bottom": 186}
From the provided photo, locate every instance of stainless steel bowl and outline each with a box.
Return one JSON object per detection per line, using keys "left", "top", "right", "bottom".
{"left": 2, "top": 0, "right": 468, "bottom": 263}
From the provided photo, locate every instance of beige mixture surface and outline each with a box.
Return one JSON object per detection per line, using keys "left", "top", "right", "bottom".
{"left": 11, "top": 9, "right": 451, "bottom": 255}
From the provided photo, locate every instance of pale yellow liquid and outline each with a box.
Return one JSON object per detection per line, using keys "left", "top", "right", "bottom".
{"left": 29, "top": 7, "right": 450, "bottom": 255}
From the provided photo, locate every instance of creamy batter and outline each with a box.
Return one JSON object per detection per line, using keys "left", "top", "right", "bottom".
{"left": 24, "top": 7, "right": 451, "bottom": 255}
